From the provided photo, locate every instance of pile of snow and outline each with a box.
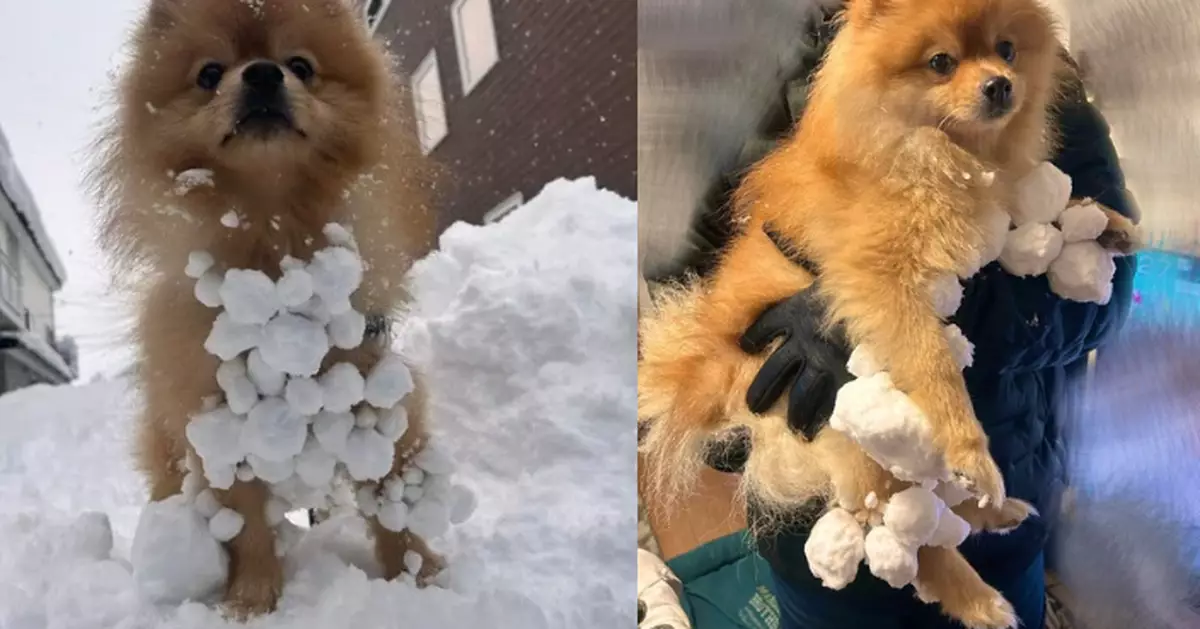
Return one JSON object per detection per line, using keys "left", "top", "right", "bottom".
{"left": 0, "top": 177, "right": 637, "bottom": 628}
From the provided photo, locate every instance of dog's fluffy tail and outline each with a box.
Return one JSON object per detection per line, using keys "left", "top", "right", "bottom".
{"left": 638, "top": 280, "right": 754, "bottom": 516}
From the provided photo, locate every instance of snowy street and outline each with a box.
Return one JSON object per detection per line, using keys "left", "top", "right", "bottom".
{"left": 0, "top": 178, "right": 637, "bottom": 629}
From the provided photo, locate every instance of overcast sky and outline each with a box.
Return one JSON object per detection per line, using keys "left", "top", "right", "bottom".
{"left": 0, "top": 1, "right": 145, "bottom": 379}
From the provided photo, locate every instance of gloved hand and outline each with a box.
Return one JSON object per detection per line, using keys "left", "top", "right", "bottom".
{"left": 701, "top": 284, "right": 853, "bottom": 473}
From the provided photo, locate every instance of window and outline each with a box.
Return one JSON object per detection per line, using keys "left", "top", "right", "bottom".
{"left": 363, "top": 0, "right": 394, "bottom": 33}
{"left": 484, "top": 192, "right": 523, "bottom": 224}
{"left": 451, "top": 0, "right": 500, "bottom": 95}
{"left": 411, "top": 51, "right": 449, "bottom": 154}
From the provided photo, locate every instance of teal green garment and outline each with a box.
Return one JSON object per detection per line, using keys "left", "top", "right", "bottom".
{"left": 666, "top": 531, "right": 781, "bottom": 629}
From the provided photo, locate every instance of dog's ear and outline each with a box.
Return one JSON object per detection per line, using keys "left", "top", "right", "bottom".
{"left": 845, "top": 0, "right": 893, "bottom": 25}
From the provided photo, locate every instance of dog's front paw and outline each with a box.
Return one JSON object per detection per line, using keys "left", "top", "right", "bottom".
{"left": 223, "top": 568, "right": 283, "bottom": 620}
{"left": 955, "top": 592, "right": 1018, "bottom": 629}
{"left": 1096, "top": 206, "right": 1142, "bottom": 255}
{"left": 944, "top": 444, "right": 1006, "bottom": 510}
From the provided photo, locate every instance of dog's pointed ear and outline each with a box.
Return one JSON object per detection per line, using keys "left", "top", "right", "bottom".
{"left": 845, "top": 0, "right": 893, "bottom": 25}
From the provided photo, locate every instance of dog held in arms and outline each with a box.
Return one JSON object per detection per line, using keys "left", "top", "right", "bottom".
{"left": 638, "top": 0, "right": 1140, "bottom": 627}
{"left": 88, "top": 0, "right": 443, "bottom": 618}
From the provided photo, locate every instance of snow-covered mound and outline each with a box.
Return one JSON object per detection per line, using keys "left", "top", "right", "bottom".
{"left": 0, "top": 177, "right": 637, "bottom": 628}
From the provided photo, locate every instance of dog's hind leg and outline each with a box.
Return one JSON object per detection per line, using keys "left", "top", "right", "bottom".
{"left": 217, "top": 479, "right": 283, "bottom": 619}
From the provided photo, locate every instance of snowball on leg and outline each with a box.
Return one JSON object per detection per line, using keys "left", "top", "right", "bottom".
{"left": 803, "top": 508, "right": 866, "bottom": 590}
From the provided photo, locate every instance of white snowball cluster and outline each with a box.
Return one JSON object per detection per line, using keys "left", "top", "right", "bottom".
{"left": 355, "top": 441, "right": 476, "bottom": 542}
{"left": 998, "top": 162, "right": 1120, "bottom": 305}
{"left": 816, "top": 160, "right": 1122, "bottom": 591}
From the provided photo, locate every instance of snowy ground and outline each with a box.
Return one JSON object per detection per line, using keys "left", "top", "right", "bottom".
{"left": 0, "top": 177, "right": 637, "bottom": 628}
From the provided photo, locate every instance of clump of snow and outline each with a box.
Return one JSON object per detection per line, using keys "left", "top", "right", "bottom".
{"left": 830, "top": 373, "right": 948, "bottom": 484}
{"left": 864, "top": 525, "right": 919, "bottom": 588}
{"left": 1048, "top": 241, "right": 1117, "bottom": 305}
{"left": 804, "top": 507, "right": 866, "bottom": 590}
{"left": 132, "top": 495, "right": 229, "bottom": 605}
{"left": 1059, "top": 202, "right": 1109, "bottom": 243}
{"left": 174, "top": 168, "right": 214, "bottom": 197}
{"left": 220, "top": 210, "right": 241, "bottom": 228}
{"left": 1011, "top": 160, "right": 1072, "bottom": 226}
{"left": 1000, "top": 222, "right": 1065, "bottom": 277}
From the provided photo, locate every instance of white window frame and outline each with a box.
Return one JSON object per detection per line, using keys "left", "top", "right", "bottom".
{"left": 363, "top": 0, "right": 395, "bottom": 34}
{"left": 410, "top": 50, "right": 449, "bottom": 155}
{"left": 450, "top": 0, "right": 501, "bottom": 95}
{"left": 484, "top": 192, "right": 523, "bottom": 224}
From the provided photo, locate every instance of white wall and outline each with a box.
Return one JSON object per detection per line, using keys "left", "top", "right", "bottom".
{"left": 19, "top": 251, "right": 52, "bottom": 340}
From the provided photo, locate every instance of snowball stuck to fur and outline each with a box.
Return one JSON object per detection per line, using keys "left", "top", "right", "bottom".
{"left": 186, "top": 405, "right": 245, "bottom": 468}
{"left": 328, "top": 309, "right": 367, "bottom": 350}
{"left": 246, "top": 454, "right": 296, "bottom": 484}
{"left": 216, "top": 358, "right": 259, "bottom": 415}
{"left": 276, "top": 268, "right": 315, "bottom": 309}
{"left": 343, "top": 427, "right": 395, "bottom": 481}
{"left": 295, "top": 437, "right": 337, "bottom": 488}
{"left": 1000, "top": 223, "right": 1065, "bottom": 277}
{"left": 927, "top": 507, "right": 971, "bottom": 548}
{"left": 355, "top": 406, "right": 379, "bottom": 430}
{"left": 174, "top": 169, "right": 215, "bottom": 196}
{"left": 247, "top": 349, "right": 286, "bottom": 397}
{"left": 403, "top": 550, "right": 424, "bottom": 576}
{"left": 265, "top": 497, "right": 289, "bottom": 527}
{"left": 235, "top": 462, "right": 256, "bottom": 482}
{"left": 320, "top": 362, "right": 365, "bottom": 413}
{"left": 846, "top": 345, "right": 883, "bottom": 379}
{"left": 258, "top": 313, "right": 330, "bottom": 377}
{"left": 384, "top": 475, "right": 407, "bottom": 502}
{"left": 219, "top": 269, "right": 282, "bottom": 325}
{"left": 204, "top": 312, "right": 264, "bottom": 361}
{"left": 1059, "top": 202, "right": 1109, "bottom": 243}
{"left": 308, "top": 246, "right": 363, "bottom": 315}
{"left": 376, "top": 404, "right": 410, "bottom": 442}
{"left": 185, "top": 251, "right": 215, "bottom": 279}
{"left": 414, "top": 443, "right": 454, "bottom": 476}
{"left": 408, "top": 497, "right": 451, "bottom": 540}
{"left": 284, "top": 376, "right": 324, "bottom": 416}
{"left": 242, "top": 397, "right": 308, "bottom": 462}
{"left": 377, "top": 499, "right": 410, "bottom": 533}
{"left": 290, "top": 295, "right": 333, "bottom": 325}
{"left": 929, "top": 274, "right": 964, "bottom": 319}
{"left": 208, "top": 508, "right": 245, "bottom": 542}
{"left": 804, "top": 508, "right": 866, "bottom": 590}
{"left": 404, "top": 484, "right": 425, "bottom": 503}
{"left": 194, "top": 271, "right": 224, "bottom": 308}
{"left": 221, "top": 210, "right": 240, "bottom": 228}
{"left": 401, "top": 466, "right": 425, "bottom": 487}
{"left": 935, "top": 481, "right": 973, "bottom": 508}
{"left": 1048, "top": 241, "right": 1116, "bottom": 305}
{"left": 131, "top": 495, "right": 228, "bottom": 605}
{"left": 364, "top": 354, "right": 414, "bottom": 410}
{"left": 204, "top": 462, "right": 236, "bottom": 490}
{"left": 830, "top": 373, "right": 947, "bottom": 483}
{"left": 942, "top": 325, "right": 975, "bottom": 370}
{"left": 193, "top": 489, "right": 222, "bottom": 519}
{"left": 324, "top": 223, "right": 358, "bottom": 250}
{"left": 312, "top": 410, "right": 354, "bottom": 455}
{"left": 882, "top": 486, "right": 944, "bottom": 548}
{"left": 1012, "top": 161, "right": 1071, "bottom": 226}
{"left": 864, "top": 526, "right": 919, "bottom": 588}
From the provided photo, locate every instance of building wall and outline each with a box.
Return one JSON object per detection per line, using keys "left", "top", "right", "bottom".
{"left": 20, "top": 252, "right": 53, "bottom": 342}
{"left": 375, "top": 0, "right": 636, "bottom": 232}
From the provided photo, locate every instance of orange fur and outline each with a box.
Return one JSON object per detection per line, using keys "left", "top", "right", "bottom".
{"left": 638, "top": 1, "right": 1092, "bottom": 626}
{"left": 88, "top": 0, "right": 441, "bottom": 618}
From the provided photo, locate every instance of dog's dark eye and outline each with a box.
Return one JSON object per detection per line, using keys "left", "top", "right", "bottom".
{"left": 929, "top": 53, "right": 957, "bottom": 76}
{"left": 286, "top": 56, "right": 315, "bottom": 82}
{"left": 996, "top": 40, "right": 1017, "bottom": 64}
{"left": 197, "top": 62, "right": 225, "bottom": 90}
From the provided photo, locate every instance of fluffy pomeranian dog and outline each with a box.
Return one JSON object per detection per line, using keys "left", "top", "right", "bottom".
{"left": 640, "top": 0, "right": 1138, "bottom": 626}
{"left": 89, "top": 0, "right": 441, "bottom": 617}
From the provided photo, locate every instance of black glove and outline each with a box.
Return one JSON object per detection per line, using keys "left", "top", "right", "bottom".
{"left": 739, "top": 284, "right": 852, "bottom": 440}
{"left": 699, "top": 285, "right": 853, "bottom": 474}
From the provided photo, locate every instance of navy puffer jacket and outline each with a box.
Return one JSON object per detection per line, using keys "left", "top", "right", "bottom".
{"left": 722, "top": 13, "right": 1138, "bottom": 598}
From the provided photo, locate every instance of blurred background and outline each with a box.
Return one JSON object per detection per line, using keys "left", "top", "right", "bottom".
{"left": 638, "top": 1, "right": 1200, "bottom": 628}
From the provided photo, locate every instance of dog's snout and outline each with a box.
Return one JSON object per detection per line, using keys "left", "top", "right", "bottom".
{"left": 981, "top": 76, "right": 1014, "bottom": 118}
{"left": 243, "top": 61, "right": 285, "bottom": 92}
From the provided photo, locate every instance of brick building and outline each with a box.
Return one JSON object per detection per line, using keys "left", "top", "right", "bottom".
{"left": 362, "top": 0, "right": 636, "bottom": 232}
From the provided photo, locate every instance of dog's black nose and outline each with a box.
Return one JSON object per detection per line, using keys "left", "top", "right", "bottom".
{"left": 243, "top": 61, "right": 285, "bottom": 92}
{"left": 981, "top": 76, "right": 1014, "bottom": 118}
